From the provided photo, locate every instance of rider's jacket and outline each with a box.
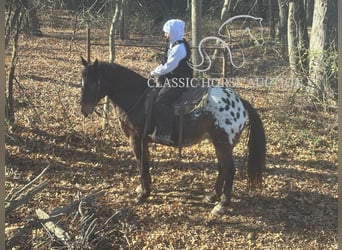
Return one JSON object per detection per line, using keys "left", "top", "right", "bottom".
{"left": 150, "top": 19, "right": 193, "bottom": 80}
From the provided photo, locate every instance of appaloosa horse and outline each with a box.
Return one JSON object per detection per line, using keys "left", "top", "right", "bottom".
{"left": 80, "top": 57, "right": 266, "bottom": 215}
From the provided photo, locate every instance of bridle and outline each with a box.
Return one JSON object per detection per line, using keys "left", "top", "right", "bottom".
{"left": 91, "top": 74, "right": 150, "bottom": 122}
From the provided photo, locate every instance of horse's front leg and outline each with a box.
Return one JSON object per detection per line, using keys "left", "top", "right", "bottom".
{"left": 129, "top": 136, "right": 151, "bottom": 204}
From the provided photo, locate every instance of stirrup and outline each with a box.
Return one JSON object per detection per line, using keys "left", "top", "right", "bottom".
{"left": 148, "top": 127, "right": 174, "bottom": 144}
{"left": 155, "top": 135, "right": 174, "bottom": 145}
{"left": 148, "top": 127, "right": 157, "bottom": 141}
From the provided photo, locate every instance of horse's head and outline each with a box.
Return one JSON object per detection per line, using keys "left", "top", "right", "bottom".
{"left": 80, "top": 57, "right": 106, "bottom": 117}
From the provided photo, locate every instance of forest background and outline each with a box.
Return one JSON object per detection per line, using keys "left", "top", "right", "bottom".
{"left": 5, "top": 0, "right": 338, "bottom": 249}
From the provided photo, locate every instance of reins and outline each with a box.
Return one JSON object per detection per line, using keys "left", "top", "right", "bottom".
{"left": 93, "top": 85, "right": 150, "bottom": 123}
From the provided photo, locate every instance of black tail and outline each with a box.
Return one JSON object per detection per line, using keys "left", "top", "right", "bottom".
{"left": 241, "top": 98, "right": 266, "bottom": 190}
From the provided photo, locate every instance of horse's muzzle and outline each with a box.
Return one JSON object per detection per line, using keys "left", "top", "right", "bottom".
{"left": 81, "top": 103, "right": 93, "bottom": 117}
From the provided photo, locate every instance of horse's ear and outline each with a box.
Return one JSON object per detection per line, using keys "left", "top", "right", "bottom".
{"left": 93, "top": 59, "right": 99, "bottom": 70}
{"left": 81, "top": 56, "right": 88, "bottom": 66}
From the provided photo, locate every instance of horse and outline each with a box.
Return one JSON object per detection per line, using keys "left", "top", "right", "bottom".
{"left": 80, "top": 57, "right": 266, "bottom": 215}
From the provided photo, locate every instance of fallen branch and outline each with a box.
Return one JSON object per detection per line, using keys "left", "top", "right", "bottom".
{"left": 50, "top": 190, "right": 105, "bottom": 217}
{"left": 36, "top": 208, "right": 72, "bottom": 246}
{"left": 5, "top": 180, "right": 50, "bottom": 214}
{"left": 13, "top": 165, "right": 50, "bottom": 198}
{"left": 6, "top": 220, "right": 42, "bottom": 248}
{"left": 6, "top": 165, "right": 51, "bottom": 214}
{"left": 6, "top": 188, "right": 106, "bottom": 248}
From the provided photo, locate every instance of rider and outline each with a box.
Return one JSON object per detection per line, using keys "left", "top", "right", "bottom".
{"left": 150, "top": 19, "right": 193, "bottom": 144}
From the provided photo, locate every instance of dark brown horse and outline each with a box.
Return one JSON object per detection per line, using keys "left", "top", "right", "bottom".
{"left": 80, "top": 57, "right": 266, "bottom": 215}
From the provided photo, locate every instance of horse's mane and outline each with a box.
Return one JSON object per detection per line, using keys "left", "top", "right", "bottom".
{"left": 97, "top": 61, "right": 148, "bottom": 89}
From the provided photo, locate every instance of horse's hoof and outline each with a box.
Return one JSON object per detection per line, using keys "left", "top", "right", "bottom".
{"left": 134, "top": 193, "right": 149, "bottom": 205}
{"left": 134, "top": 196, "right": 145, "bottom": 205}
{"left": 210, "top": 203, "right": 226, "bottom": 216}
{"left": 203, "top": 193, "right": 219, "bottom": 203}
{"left": 135, "top": 184, "right": 142, "bottom": 193}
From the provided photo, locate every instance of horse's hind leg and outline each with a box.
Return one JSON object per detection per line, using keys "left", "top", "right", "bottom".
{"left": 204, "top": 163, "right": 223, "bottom": 203}
{"left": 211, "top": 141, "right": 235, "bottom": 216}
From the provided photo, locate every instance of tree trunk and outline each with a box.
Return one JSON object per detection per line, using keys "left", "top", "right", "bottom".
{"left": 22, "top": 0, "right": 42, "bottom": 36}
{"left": 211, "top": 0, "right": 234, "bottom": 61}
{"left": 308, "top": 0, "right": 337, "bottom": 103}
{"left": 297, "top": 0, "right": 309, "bottom": 74}
{"left": 104, "top": 0, "right": 122, "bottom": 128}
{"left": 119, "top": 0, "right": 128, "bottom": 40}
{"left": 326, "top": 0, "right": 338, "bottom": 49}
{"left": 287, "top": 0, "right": 309, "bottom": 76}
{"left": 287, "top": 1, "right": 298, "bottom": 74}
{"left": 6, "top": 1, "right": 25, "bottom": 124}
{"left": 305, "top": 0, "right": 314, "bottom": 26}
{"left": 268, "top": 0, "right": 275, "bottom": 39}
{"left": 109, "top": 0, "right": 122, "bottom": 62}
{"left": 220, "top": 0, "right": 234, "bottom": 21}
{"left": 277, "top": 0, "right": 288, "bottom": 54}
{"left": 308, "top": 0, "right": 327, "bottom": 95}
{"left": 256, "top": 0, "right": 266, "bottom": 19}
{"left": 191, "top": 0, "right": 202, "bottom": 77}
{"left": 5, "top": 0, "right": 20, "bottom": 49}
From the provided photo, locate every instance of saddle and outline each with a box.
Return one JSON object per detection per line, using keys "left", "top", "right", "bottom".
{"left": 143, "top": 86, "right": 210, "bottom": 158}
{"left": 173, "top": 87, "right": 209, "bottom": 116}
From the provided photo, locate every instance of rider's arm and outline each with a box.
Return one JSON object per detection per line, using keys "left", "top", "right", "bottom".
{"left": 150, "top": 44, "right": 186, "bottom": 76}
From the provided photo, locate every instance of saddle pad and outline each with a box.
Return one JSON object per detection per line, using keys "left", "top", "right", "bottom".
{"left": 174, "top": 87, "right": 209, "bottom": 116}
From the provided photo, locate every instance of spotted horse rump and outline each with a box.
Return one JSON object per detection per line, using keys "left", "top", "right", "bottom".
{"left": 205, "top": 86, "right": 248, "bottom": 145}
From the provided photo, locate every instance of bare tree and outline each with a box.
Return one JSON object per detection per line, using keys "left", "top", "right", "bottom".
{"left": 5, "top": 1, "right": 25, "bottom": 124}
{"left": 119, "top": 0, "right": 129, "bottom": 40}
{"left": 308, "top": 0, "right": 337, "bottom": 104}
{"left": 268, "top": 0, "right": 275, "bottom": 39}
{"left": 277, "top": 0, "right": 288, "bottom": 54}
{"left": 287, "top": 0, "right": 308, "bottom": 76}
{"left": 211, "top": 0, "right": 235, "bottom": 61}
{"left": 109, "top": 0, "right": 122, "bottom": 62}
{"left": 220, "top": 0, "right": 235, "bottom": 21}
{"left": 256, "top": 0, "right": 265, "bottom": 19}
{"left": 191, "top": 0, "right": 202, "bottom": 77}
{"left": 22, "top": 0, "right": 42, "bottom": 36}
{"left": 103, "top": 0, "right": 123, "bottom": 128}
{"left": 287, "top": 1, "right": 298, "bottom": 74}
{"left": 305, "top": 0, "right": 314, "bottom": 26}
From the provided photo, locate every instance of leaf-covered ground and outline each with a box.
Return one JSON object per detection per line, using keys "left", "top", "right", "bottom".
{"left": 6, "top": 12, "right": 337, "bottom": 249}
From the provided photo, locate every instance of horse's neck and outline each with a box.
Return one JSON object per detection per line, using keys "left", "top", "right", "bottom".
{"left": 103, "top": 70, "right": 147, "bottom": 114}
